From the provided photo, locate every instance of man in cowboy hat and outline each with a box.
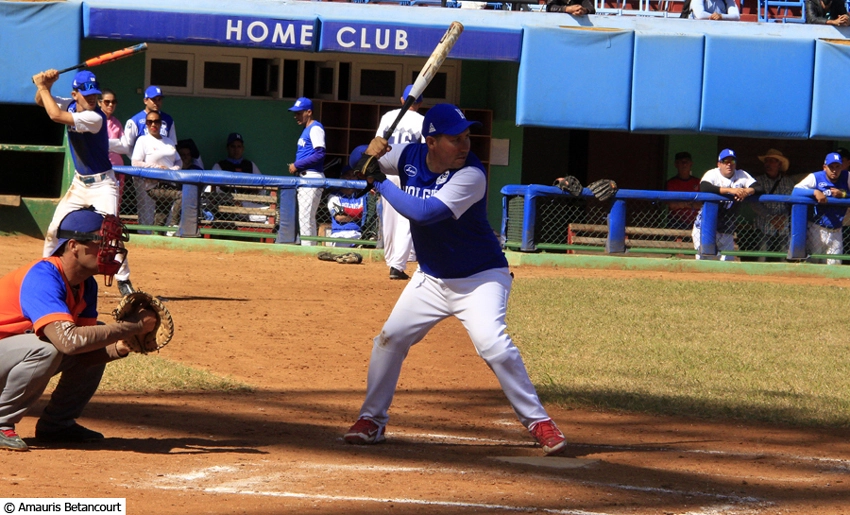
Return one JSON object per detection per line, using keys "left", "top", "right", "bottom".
{"left": 753, "top": 149, "right": 795, "bottom": 261}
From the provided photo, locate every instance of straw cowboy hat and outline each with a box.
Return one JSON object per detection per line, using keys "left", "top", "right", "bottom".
{"left": 758, "top": 149, "right": 790, "bottom": 172}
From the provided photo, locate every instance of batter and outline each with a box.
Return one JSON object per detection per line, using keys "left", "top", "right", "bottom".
{"left": 344, "top": 104, "right": 568, "bottom": 456}
{"left": 33, "top": 69, "right": 133, "bottom": 294}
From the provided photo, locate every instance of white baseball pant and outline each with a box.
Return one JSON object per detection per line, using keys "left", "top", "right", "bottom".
{"left": 297, "top": 170, "right": 324, "bottom": 246}
{"left": 42, "top": 171, "right": 130, "bottom": 281}
{"left": 382, "top": 175, "right": 416, "bottom": 270}
{"left": 692, "top": 226, "right": 736, "bottom": 261}
{"left": 357, "top": 267, "right": 551, "bottom": 429}
{"left": 807, "top": 222, "right": 843, "bottom": 265}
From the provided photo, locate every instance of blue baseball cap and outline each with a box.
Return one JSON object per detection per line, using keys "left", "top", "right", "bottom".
{"left": 144, "top": 86, "right": 163, "bottom": 99}
{"left": 349, "top": 145, "right": 368, "bottom": 169}
{"left": 52, "top": 208, "right": 105, "bottom": 255}
{"left": 72, "top": 71, "right": 101, "bottom": 95}
{"left": 288, "top": 97, "right": 313, "bottom": 112}
{"left": 422, "top": 104, "right": 481, "bottom": 137}
{"left": 227, "top": 132, "right": 244, "bottom": 145}
{"left": 825, "top": 152, "right": 843, "bottom": 166}
{"left": 402, "top": 84, "right": 423, "bottom": 104}
{"left": 718, "top": 148, "right": 737, "bottom": 161}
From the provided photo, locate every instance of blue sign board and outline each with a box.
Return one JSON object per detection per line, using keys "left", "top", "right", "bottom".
{"left": 319, "top": 21, "right": 522, "bottom": 62}
{"left": 84, "top": 7, "right": 317, "bottom": 50}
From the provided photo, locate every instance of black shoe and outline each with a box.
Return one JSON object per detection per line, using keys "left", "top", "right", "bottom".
{"left": 117, "top": 279, "right": 135, "bottom": 296}
{"left": 35, "top": 423, "right": 104, "bottom": 443}
{"left": 389, "top": 267, "right": 409, "bottom": 280}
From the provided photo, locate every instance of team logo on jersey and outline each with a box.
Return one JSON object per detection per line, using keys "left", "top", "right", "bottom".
{"left": 436, "top": 171, "right": 450, "bottom": 185}
{"left": 403, "top": 164, "right": 417, "bottom": 177}
{"left": 298, "top": 138, "right": 306, "bottom": 147}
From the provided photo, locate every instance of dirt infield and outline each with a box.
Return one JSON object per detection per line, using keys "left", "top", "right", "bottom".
{"left": 1, "top": 235, "right": 849, "bottom": 514}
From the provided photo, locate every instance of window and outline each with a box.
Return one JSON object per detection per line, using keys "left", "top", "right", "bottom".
{"left": 146, "top": 52, "right": 194, "bottom": 95}
{"left": 197, "top": 56, "right": 247, "bottom": 96}
{"left": 351, "top": 63, "right": 402, "bottom": 103}
{"left": 144, "top": 44, "right": 460, "bottom": 104}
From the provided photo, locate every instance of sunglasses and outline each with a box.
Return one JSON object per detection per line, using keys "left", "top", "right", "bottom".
{"left": 100, "top": 100, "right": 116, "bottom": 105}
{"left": 721, "top": 158, "right": 736, "bottom": 164}
{"left": 146, "top": 119, "right": 162, "bottom": 125}
{"left": 74, "top": 81, "right": 100, "bottom": 93}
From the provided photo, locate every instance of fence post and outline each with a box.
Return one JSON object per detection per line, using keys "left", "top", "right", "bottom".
{"left": 698, "top": 201, "right": 719, "bottom": 257}
{"left": 606, "top": 199, "right": 627, "bottom": 253}
{"left": 788, "top": 202, "right": 808, "bottom": 260}
{"left": 177, "top": 183, "right": 200, "bottom": 238}
{"left": 521, "top": 190, "right": 538, "bottom": 251}
{"left": 275, "top": 186, "right": 298, "bottom": 244}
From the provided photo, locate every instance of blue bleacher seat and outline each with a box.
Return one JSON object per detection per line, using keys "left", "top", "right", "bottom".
{"left": 758, "top": 0, "right": 806, "bottom": 22}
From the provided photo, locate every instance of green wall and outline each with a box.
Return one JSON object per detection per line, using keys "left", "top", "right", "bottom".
{"left": 666, "top": 134, "right": 720, "bottom": 180}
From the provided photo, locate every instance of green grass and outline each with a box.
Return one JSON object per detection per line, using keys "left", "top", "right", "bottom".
{"left": 510, "top": 277, "right": 850, "bottom": 427}
{"left": 49, "top": 355, "right": 253, "bottom": 394}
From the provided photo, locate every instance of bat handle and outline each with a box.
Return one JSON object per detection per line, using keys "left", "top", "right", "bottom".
{"left": 57, "top": 63, "right": 87, "bottom": 75}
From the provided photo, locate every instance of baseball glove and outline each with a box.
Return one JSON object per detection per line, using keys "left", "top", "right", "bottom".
{"left": 335, "top": 252, "right": 362, "bottom": 264}
{"left": 112, "top": 290, "right": 174, "bottom": 354}
{"left": 588, "top": 179, "right": 618, "bottom": 202}
{"left": 553, "top": 176, "right": 583, "bottom": 197}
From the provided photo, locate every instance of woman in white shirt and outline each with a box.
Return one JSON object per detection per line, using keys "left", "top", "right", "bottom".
{"left": 131, "top": 111, "right": 182, "bottom": 230}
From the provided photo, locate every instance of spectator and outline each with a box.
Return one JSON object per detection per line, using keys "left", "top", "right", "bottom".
{"left": 665, "top": 151, "right": 701, "bottom": 230}
{"left": 99, "top": 89, "right": 124, "bottom": 169}
{"left": 752, "top": 149, "right": 795, "bottom": 261}
{"left": 0, "top": 209, "right": 156, "bottom": 451}
{"left": 110, "top": 86, "right": 181, "bottom": 240}
{"left": 32, "top": 69, "right": 135, "bottom": 297}
{"left": 212, "top": 133, "right": 269, "bottom": 224}
{"left": 288, "top": 97, "right": 326, "bottom": 246}
{"left": 692, "top": 149, "right": 762, "bottom": 261}
{"left": 327, "top": 167, "right": 368, "bottom": 247}
{"left": 176, "top": 140, "right": 203, "bottom": 171}
{"left": 690, "top": 0, "right": 740, "bottom": 20}
{"left": 793, "top": 152, "right": 849, "bottom": 265}
{"left": 546, "top": 0, "right": 595, "bottom": 14}
{"left": 130, "top": 111, "right": 182, "bottom": 231}
{"left": 806, "top": 0, "right": 850, "bottom": 25}
{"left": 375, "top": 85, "right": 424, "bottom": 280}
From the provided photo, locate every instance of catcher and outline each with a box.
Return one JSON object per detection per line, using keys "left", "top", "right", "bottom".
{"left": 0, "top": 208, "right": 171, "bottom": 452}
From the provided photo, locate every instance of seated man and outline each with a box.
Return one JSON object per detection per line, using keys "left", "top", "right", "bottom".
{"left": 806, "top": 0, "right": 850, "bottom": 25}
{"left": 327, "top": 166, "right": 368, "bottom": 247}
{"left": 689, "top": 0, "right": 740, "bottom": 20}
{"left": 793, "top": 152, "right": 850, "bottom": 265}
{"left": 211, "top": 133, "right": 268, "bottom": 223}
{"left": 0, "top": 209, "right": 156, "bottom": 451}
{"left": 546, "top": 0, "right": 595, "bottom": 14}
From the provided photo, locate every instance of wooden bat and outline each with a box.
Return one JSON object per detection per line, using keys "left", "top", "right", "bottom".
{"left": 382, "top": 22, "right": 464, "bottom": 140}
{"left": 33, "top": 43, "right": 149, "bottom": 82}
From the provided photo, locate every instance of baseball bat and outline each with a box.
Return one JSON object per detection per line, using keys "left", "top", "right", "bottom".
{"left": 382, "top": 22, "right": 464, "bottom": 140}
{"left": 33, "top": 43, "right": 149, "bottom": 82}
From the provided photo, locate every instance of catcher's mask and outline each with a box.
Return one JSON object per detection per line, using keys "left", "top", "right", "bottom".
{"left": 54, "top": 208, "right": 129, "bottom": 286}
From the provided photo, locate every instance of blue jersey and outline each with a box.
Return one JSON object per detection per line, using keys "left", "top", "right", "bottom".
{"left": 66, "top": 102, "right": 112, "bottom": 176}
{"left": 294, "top": 122, "right": 325, "bottom": 174}
{"left": 811, "top": 170, "right": 849, "bottom": 229}
{"left": 396, "top": 144, "right": 507, "bottom": 279}
{"left": 0, "top": 257, "right": 98, "bottom": 340}
{"left": 329, "top": 194, "right": 367, "bottom": 233}
{"left": 130, "top": 109, "right": 176, "bottom": 141}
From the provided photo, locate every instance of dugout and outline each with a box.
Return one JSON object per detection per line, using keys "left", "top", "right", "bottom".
{"left": 3, "top": 0, "right": 850, "bottom": 236}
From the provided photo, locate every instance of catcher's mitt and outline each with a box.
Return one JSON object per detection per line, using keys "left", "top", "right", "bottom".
{"left": 335, "top": 252, "right": 362, "bottom": 264}
{"left": 112, "top": 290, "right": 174, "bottom": 354}
{"left": 588, "top": 179, "right": 618, "bottom": 202}
{"left": 553, "top": 176, "right": 583, "bottom": 197}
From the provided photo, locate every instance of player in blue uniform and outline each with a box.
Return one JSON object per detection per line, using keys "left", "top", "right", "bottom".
{"left": 33, "top": 69, "right": 134, "bottom": 296}
{"left": 343, "top": 104, "right": 568, "bottom": 456}
{"left": 288, "top": 97, "right": 326, "bottom": 246}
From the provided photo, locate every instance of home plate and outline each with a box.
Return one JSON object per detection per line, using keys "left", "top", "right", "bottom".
{"left": 493, "top": 456, "right": 597, "bottom": 469}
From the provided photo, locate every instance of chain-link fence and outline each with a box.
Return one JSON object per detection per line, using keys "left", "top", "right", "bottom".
{"left": 503, "top": 186, "right": 850, "bottom": 263}
{"left": 116, "top": 174, "right": 380, "bottom": 246}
